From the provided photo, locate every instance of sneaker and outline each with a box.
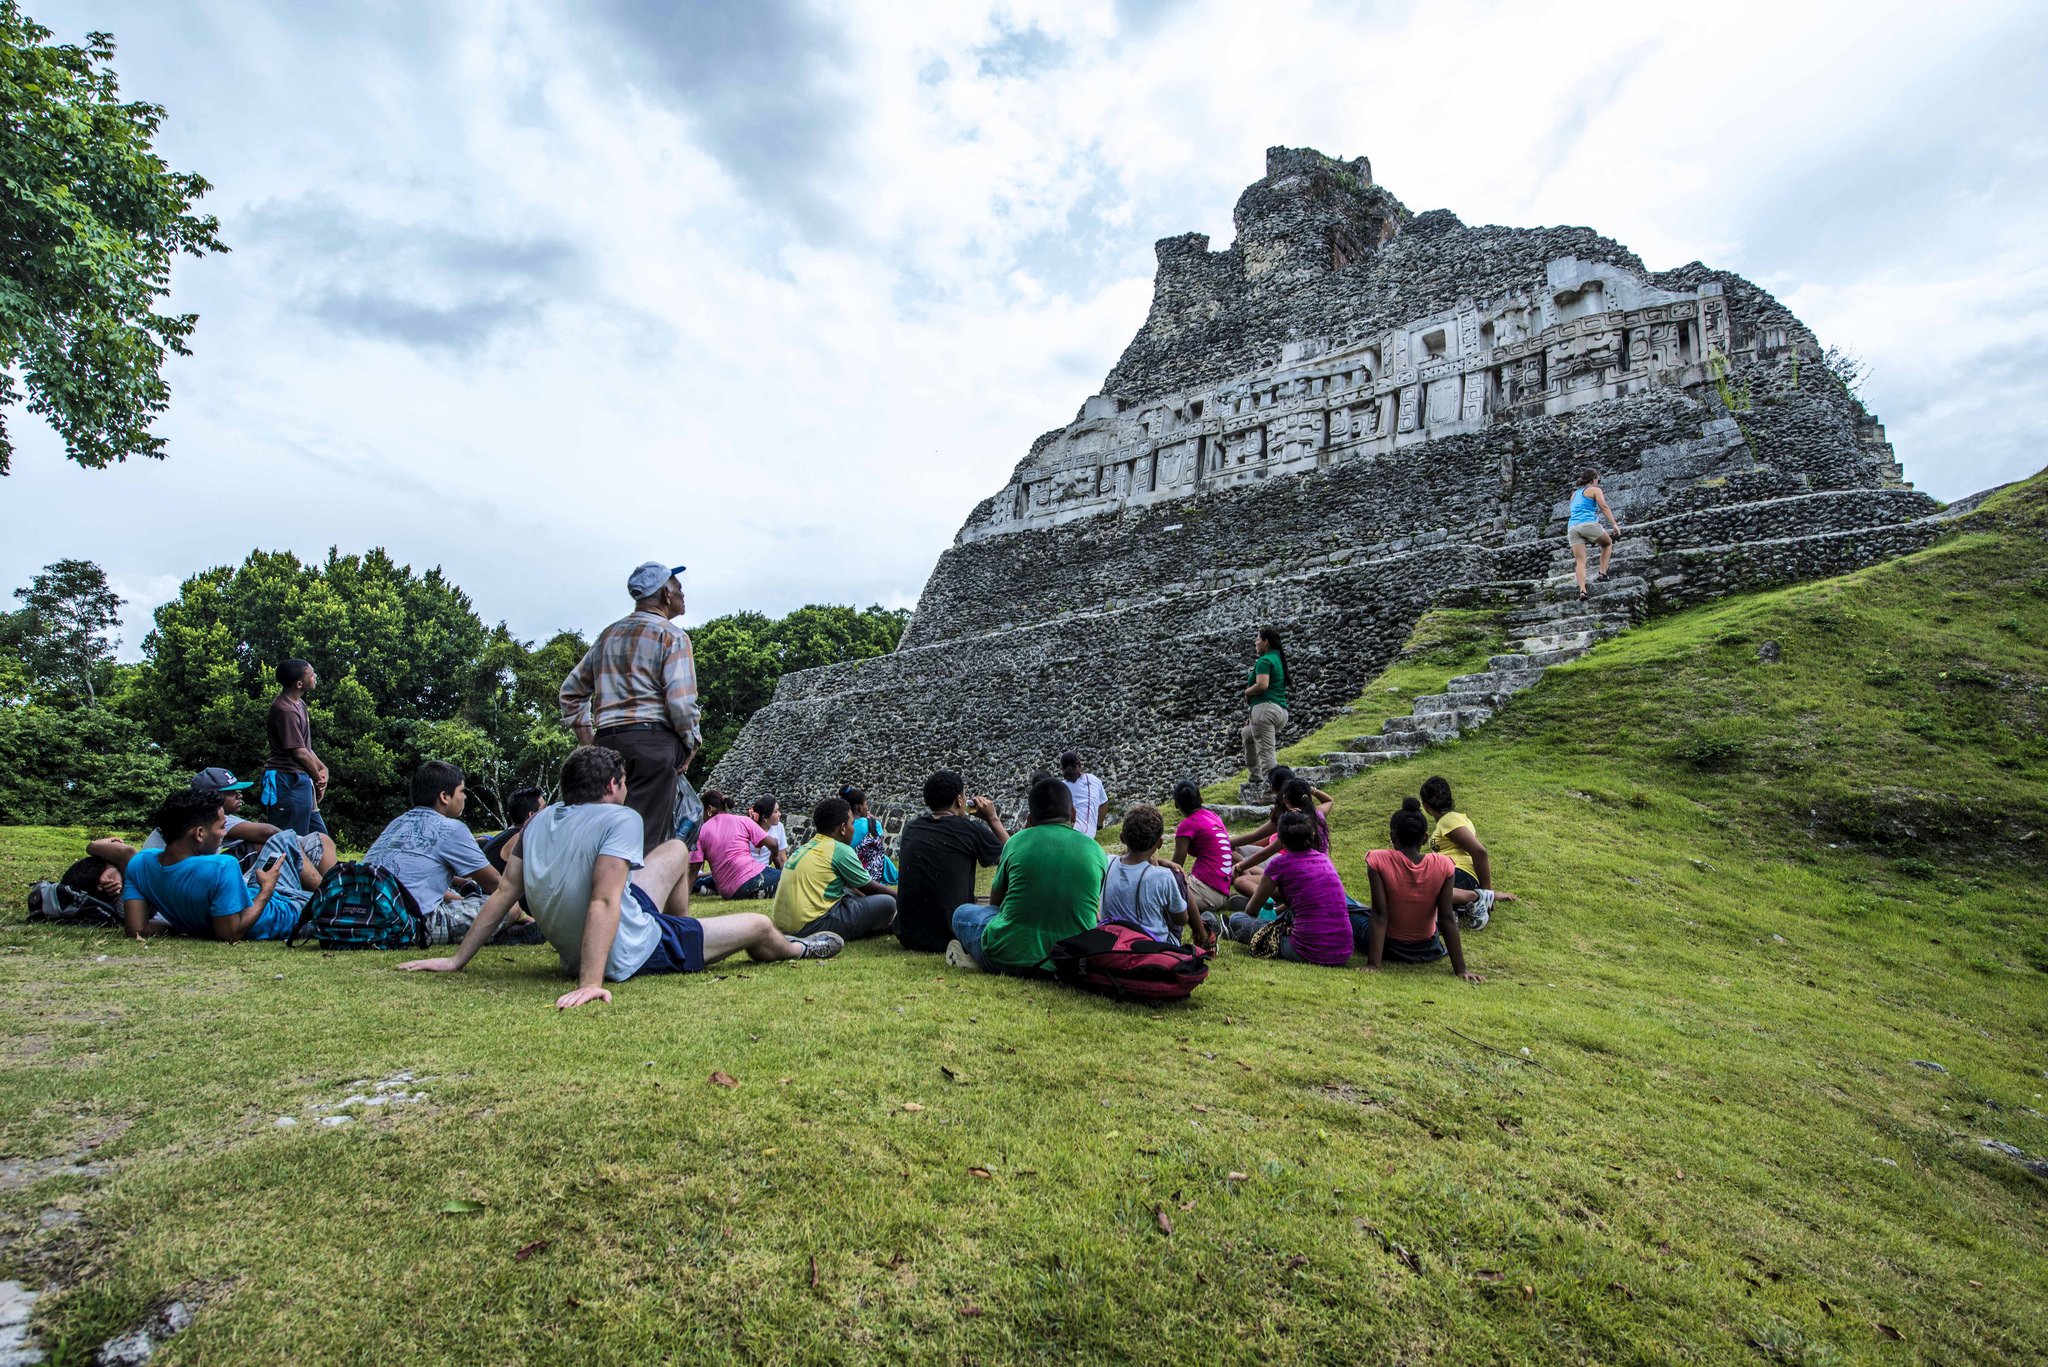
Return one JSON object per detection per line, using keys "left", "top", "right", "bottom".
{"left": 944, "top": 939, "right": 983, "bottom": 973}
{"left": 793, "top": 931, "right": 845, "bottom": 960}
{"left": 1226, "top": 895, "right": 1249, "bottom": 911}
{"left": 1461, "top": 889, "right": 1495, "bottom": 932}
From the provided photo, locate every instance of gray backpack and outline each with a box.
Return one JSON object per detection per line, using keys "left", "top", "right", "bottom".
{"left": 26, "top": 881, "right": 122, "bottom": 927}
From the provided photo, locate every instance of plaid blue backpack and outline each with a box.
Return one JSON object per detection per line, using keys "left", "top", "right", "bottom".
{"left": 289, "top": 862, "right": 427, "bottom": 950}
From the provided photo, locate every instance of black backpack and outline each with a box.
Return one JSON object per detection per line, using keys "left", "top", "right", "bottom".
{"left": 26, "top": 881, "right": 122, "bottom": 928}
{"left": 288, "top": 862, "right": 427, "bottom": 950}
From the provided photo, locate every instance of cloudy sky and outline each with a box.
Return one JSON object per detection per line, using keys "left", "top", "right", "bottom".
{"left": 9, "top": 0, "right": 2047, "bottom": 657}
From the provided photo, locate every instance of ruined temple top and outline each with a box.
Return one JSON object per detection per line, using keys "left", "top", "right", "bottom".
{"left": 956, "top": 145, "right": 1811, "bottom": 543}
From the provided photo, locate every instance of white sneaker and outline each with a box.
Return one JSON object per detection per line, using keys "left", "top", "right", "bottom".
{"left": 1462, "top": 889, "right": 1494, "bottom": 931}
{"left": 793, "top": 931, "right": 845, "bottom": 960}
{"left": 944, "top": 939, "right": 983, "bottom": 973}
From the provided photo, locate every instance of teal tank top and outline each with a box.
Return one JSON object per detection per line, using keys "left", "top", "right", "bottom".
{"left": 1569, "top": 488, "right": 1599, "bottom": 524}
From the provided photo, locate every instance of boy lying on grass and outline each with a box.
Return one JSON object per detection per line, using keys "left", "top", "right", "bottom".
{"left": 400, "top": 745, "right": 842, "bottom": 1009}
{"left": 1418, "top": 774, "right": 1517, "bottom": 931}
{"left": 1225, "top": 811, "right": 1355, "bottom": 965}
{"left": 91, "top": 789, "right": 334, "bottom": 942}
{"left": 1362, "top": 798, "right": 1484, "bottom": 982}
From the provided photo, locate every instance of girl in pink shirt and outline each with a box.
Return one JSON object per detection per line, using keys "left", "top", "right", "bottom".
{"left": 1363, "top": 798, "right": 1482, "bottom": 981}
{"left": 1170, "top": 781, "right": 1234, "bottom": 929}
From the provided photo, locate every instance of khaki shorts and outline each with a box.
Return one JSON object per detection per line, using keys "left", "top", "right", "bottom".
{"left": 1567, "top": 520, "right": 1610, "bottom": 548}
{"left": 1186, "top": 877, "right": 1230, "bottom": 914}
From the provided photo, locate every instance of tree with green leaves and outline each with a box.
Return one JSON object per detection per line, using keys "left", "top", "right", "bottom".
{"left": 120, "top": 547, "right": 579, "bottom": 839}
{"left": 10, "top": 556, "right": 121, "bottom": 705}
{"left": 0, "top": 4, "right": 226, "bottom": 473}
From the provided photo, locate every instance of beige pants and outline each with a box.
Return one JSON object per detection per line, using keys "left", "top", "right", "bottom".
{"left": 1242, "top": 701, "right": 1289, "bottom": 789}
{"left": 1186, "top": 876, "right": 1230, "bottom": 914}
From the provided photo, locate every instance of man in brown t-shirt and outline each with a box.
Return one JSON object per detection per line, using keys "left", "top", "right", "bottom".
{"left": 262, "top": 658, "right": 330, "bottom": 836}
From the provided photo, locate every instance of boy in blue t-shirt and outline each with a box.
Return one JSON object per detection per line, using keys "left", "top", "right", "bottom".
{"left": 91, "top": 789, "right": 330, "bottom": 941}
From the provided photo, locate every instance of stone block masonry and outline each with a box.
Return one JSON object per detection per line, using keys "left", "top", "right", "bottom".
{"left": 713, "top": 145, "right": 1937, "bottom": 827}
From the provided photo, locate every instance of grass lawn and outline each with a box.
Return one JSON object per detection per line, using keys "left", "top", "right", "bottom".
{"left": 3, "top": 482, "right": 2046, "bottom": 1364}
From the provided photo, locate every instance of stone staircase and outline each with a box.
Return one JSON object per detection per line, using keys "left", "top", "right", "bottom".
{"left": 1229, "top": 539, "right": 1656, "bottom": 811}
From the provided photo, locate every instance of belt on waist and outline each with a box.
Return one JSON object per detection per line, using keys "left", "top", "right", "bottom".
{"left": 594, "top": 721, "right": 675, "bottom": 737}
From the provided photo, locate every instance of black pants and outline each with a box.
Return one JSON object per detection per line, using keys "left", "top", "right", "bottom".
{"left": 595, "top": 725, "right": 682, "bottom": 854}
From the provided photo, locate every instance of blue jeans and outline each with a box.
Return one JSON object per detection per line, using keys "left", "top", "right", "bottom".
{"left": 263, "top": 770, "right": 329, "bottom": 837}
{"left": 950, "top": 902, "right": 1050, "bottom": 977}
{"left": 728, "top": 866, "right": 781, "bottom": 900}
{"left": 1349, "top": 909, "right": 1447, "bottom": 962}
{"left": 246, "top": 829, "right": 326, "bottom": 938}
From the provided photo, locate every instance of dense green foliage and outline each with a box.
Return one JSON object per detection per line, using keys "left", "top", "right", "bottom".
{"left": 0, "top": 3, "right": 226, "bottom": 472}
{"left": 0, "top": 704, "right": 172, "bottom": 827}
{"left": 114, "top": 547, "right": 583, "bottom": 838}
{"left": 1, "top": 478, "right": 2043, "bottom": 1364}
{"left": 693, "top": 604, "right": 910, "bottom": 777}
{"left": 0, "top": 557, "right": 168, "bottom": 827}
{"left": 0, "top": 548, "right": 909, "bottom": 839}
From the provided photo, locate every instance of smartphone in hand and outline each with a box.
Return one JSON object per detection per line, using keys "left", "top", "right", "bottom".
{"left": 262, "top": 855, "right": 282, "bottom": 872}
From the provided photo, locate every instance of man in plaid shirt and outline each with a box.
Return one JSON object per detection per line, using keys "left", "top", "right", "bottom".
{"left": 560, "top": 562, "right": 702, "bottom": 855}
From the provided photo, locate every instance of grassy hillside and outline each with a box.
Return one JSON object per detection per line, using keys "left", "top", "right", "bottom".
{"left": 2, "top": 478, "right": 2045, "bottom": 1365}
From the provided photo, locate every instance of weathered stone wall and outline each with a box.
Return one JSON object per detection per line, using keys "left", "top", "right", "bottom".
{"left": 711, "top": 145, "right": 1934, "bottom": 827}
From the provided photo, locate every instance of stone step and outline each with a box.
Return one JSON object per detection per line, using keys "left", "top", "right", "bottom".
{"left": 1318, "top": 748, "right": 1418, "bottom": 770}
{"left": 1447, "top": 668, "right": 1547, "bottom": 697}
{"left": 1211, "top": 804, "right": 1272, "bottom": 827}
{"left": 1505, "top": 602, "right": 1635, "bottom": 630}
{"left": 1489, "top": 644, "right": 1589, "bottom": 671}
{"left": 1508, "top": 628, "right": 1603, "bottom": 655}
{"left": 1546, "top": 536, "right": 1656, "bottom": 566}
{"left": 1540, "top": 569, "right": 1650, "bottom": 592}
{"left": 1381, "top": 707, "right": 1492, "bottom": 735}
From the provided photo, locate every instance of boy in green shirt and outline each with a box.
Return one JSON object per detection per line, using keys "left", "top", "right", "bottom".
{"left": 771, "top": 796, "right": 898, "bottom": 941}
{"left": 946, "top": 776, "right": 1107, "bottom": 975}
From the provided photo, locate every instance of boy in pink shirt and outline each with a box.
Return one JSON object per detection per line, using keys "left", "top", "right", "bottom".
{"left": 694, "top": 790, "right": 783, "bottom": 899}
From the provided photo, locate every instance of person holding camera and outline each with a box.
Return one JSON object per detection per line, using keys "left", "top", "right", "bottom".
{"left": 892, "top": 769, "right": 1011, "bottom": 953}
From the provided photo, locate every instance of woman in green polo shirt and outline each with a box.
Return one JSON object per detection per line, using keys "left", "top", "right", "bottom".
{"left": 1240, "top": 625, "right": 1291, "bottom": 791}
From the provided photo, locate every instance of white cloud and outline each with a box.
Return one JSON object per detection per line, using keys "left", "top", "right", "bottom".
{"left": 8, "top": 0, "right": 2043, "bottom": 660}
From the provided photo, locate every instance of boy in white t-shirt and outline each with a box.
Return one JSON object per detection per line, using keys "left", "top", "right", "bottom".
{"left": 1059, "top": 751, "right": 1108, "bottom": 837}
{"left": 401, "top": 747, "right": 841, "bottom": 1009}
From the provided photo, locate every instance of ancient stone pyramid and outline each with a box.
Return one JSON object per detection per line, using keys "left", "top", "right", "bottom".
{"left": 712, "top": 146, "right": 1936, "bottom": 832}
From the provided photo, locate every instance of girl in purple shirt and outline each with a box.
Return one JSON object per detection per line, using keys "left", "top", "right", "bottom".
{"left": 1226, "top": 811, "right": 1355, "bottom": 965}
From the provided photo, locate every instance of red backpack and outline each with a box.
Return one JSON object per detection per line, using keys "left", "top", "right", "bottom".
{"left": 1049, "top": 922, "right": 1213, "bottom": 1003}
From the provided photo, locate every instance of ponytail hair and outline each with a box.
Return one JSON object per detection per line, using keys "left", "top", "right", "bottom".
{"left": 1390, "top": 796, "right": 1429, "bottom": 848}
{"left": 839, "top": 786, "right": 867, "bottom": 812}
{"left": 1257, "top": 625, "right": 1289, "bottom": 696}
{"left": 1171, "top": 780, "right": 1204, "bottom": 816}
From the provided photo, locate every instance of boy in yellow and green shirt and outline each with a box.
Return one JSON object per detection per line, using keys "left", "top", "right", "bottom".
{"left": 771, "top": 796, "right": 898, "bottom": 941}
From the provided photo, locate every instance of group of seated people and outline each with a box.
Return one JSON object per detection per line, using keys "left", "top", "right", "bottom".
{"left": 61, "top": 743, "right": 1516, "bottom": 1005}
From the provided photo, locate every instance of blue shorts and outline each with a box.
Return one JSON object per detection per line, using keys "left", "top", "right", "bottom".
{"left": 1452, "top": 869, "right": 1479, "bottom": 893}
{"left": 626, "top": 884, "right": 705, "bottom": 976}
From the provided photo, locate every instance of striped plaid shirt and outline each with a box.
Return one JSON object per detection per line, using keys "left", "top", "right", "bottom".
{"left": 559, "top": 611, "right": 701, "bottom": 745}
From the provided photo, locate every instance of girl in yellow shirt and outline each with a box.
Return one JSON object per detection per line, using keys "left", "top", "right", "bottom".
{"left": 1419, "top": 775, "right": 1518, "bottom": 931}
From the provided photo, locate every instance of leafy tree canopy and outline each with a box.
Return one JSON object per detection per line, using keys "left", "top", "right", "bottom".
{"left": 9, "top": 556, "right": 121, "bottom": 705}
{"left": 119, "top": 547, "right": 577, "bottom": 839}
{"left": 0, "top": 4, "right": 226, "bottom": 473}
